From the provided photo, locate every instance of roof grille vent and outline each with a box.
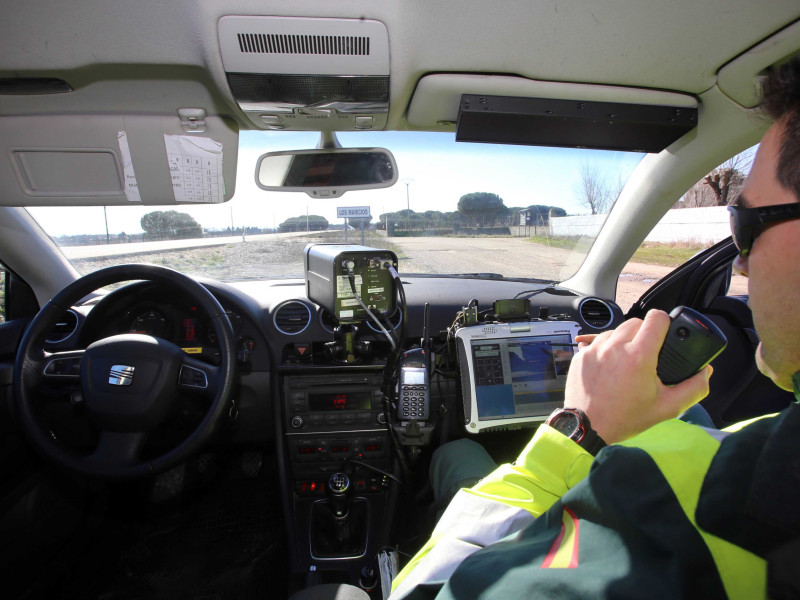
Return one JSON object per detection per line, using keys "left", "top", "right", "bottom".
{"left": 580, "top": 298, "right": 613, "bottom": 329}
{"left": 273, "top": 301, "right": 312, "bottom": 335}
{"left": 236, "top": 33, "right": 370, "bottom": 56}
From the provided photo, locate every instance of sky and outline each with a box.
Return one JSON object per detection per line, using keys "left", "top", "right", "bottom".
{"left": 28, "top": 130, "right": 645, "bottom": 237}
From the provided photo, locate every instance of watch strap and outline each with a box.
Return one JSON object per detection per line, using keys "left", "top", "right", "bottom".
{"left": 546, "top": 408, "right": 607, "bottom": 456}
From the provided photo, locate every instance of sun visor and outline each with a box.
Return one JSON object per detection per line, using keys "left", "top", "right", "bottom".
{"left": 408, "top": 75, "right": 698, "bottom": 145}
{"left": 717, "top": 20, "right": 800, "bottom": 108}
{"left": 218, "top": 16, "right": 390, "bottom": 132}
{"left": 0, "top": 114, "right": 238, "bottom": 206}
{"left": 456, "top": 94, "right": 697, "bottom": 153}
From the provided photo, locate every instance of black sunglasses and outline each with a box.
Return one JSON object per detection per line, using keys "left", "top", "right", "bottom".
{"left": 728, "top": 203, "right": 800, "bottom": 257}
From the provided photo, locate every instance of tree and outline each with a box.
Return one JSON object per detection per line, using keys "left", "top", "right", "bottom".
{"left": 140, "top": 210, "right": 202, "bottom": 240}
{"left": 457, "top": 192, "right": 509, "bottom": 226}
{"left": 380, "top": 209, "right": 458, "bottom": 234}
{"left": 171, "top": 212, "right": 203, "bottom": 238}
{"left": 677, "top": 168, "right": 745, "bottom": 208}
{"left": 140, "top": 211, "right": 169, "bottom": 240}
{"left": 278, "top": 215, "right": 328, "bottom": 232}
{"left": 574, "top": 161, "right": 615, "bottom": 215}
{"left": 704, "top": 153, "right": 751, "bottom": 206}
{"left": 673, "top": 149, "right": 754, "bottom": 209}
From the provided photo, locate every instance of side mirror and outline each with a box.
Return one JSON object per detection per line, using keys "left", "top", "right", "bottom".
{"left": 255, "top": 148, "right": 397, "bottom": 198}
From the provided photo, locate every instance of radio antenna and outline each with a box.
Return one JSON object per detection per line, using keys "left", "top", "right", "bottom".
{"left": 422, "top": 302, "right": 430, "bottom": 356}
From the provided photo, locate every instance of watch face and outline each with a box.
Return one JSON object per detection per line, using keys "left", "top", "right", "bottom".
{"left": 549, "top": 411, "right": 581, "bottom": 437}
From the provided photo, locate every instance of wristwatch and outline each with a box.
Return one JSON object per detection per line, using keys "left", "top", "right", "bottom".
{"left": 545, "top": 408, "right": 607, "bottom": 456}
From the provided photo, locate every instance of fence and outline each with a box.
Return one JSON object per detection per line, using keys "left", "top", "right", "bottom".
{"left": 550, "top": 206, "right": 731, "bottom": 244}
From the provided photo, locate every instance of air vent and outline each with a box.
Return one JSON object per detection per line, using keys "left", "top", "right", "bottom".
{"left": 237, "top": 33, "right": 370, "bottom": 56}
{"left": 46, "top": 309, "right": 78, "bottom": 343}
{"left": 218, "top": 16, "right": 389, "bottom": 75}
{"left": 579, "top": 298, "right": 613, "bottom": 329}
{"left": 367, "top": 309, "right": 402, "bottom": 332}
{"left": 273, "top": 301, "right": 312, "bottom": 335}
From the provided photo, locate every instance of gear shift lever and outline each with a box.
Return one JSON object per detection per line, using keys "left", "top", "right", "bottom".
{"left": 310, "top": 470, "right": 367, "bottom": 558}
{"left": 328, "top": 472, "right": 351, "bottom": 518}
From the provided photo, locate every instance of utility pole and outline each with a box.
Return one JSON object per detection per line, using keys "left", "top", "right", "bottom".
{"left": 103, "top": 206, "right": 110, "bottom": 244}
{"left": 403, "top": 178, "right": 413, "bottom": 234}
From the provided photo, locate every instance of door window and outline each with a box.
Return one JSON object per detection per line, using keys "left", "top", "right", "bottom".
{"left": 0, "top": 263, "right": 6, "bottom": 323}
{"left": 616, "top": 147, "right": 756, "bottom": 312}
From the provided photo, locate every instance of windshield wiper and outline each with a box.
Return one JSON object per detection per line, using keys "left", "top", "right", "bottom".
{"left": 403, "top": 272, "right": 556, "bottom": 284}
{"left": 451, "top": 272, "right": 505, "bottom": 279}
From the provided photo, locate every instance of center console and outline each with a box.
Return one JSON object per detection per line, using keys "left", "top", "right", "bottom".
{"left": 281, "top": 368, "right": 393, "bottom": 586}
{"left": 280, "top": 244, "right": 402, "bottom": 591}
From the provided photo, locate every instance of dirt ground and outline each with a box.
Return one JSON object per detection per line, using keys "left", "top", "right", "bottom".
{"left": 71, "top": 233, "right": 747, "bottom": 314}
{"left": 387, "top": 236, "right": 748, "bottom": 312}
{"left": 616, "top": 262, "right": 747, "bottom": 312}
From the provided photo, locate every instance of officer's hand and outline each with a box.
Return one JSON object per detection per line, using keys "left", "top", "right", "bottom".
{"left": 564, "top": 309, "right": 712, "bottom": 444}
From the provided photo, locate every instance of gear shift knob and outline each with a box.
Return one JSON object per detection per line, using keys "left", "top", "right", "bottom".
{"left": 328, "top": 472, "right": 351, "bottom": 518}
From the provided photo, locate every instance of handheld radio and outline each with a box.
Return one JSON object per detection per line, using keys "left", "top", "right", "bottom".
{"left": 657, "top": 306, "right": 727, "bottom": 385}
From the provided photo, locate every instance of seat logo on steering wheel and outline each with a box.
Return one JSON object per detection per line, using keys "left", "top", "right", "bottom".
{"left": 108, "top": 365, "right": 135, "bottom": 386}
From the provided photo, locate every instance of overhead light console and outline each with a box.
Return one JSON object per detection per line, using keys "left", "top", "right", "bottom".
{"left": 218, "top": 16, "right": 390, "bottom": 131}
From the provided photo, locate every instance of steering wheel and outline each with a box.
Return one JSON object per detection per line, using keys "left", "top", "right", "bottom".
{"left": 13, "top": 264, "right": 236, "bottom": 480}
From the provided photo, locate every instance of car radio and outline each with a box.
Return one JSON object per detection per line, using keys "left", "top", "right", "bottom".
{"left": 282, "top": 372, "right": 391, "bottom": 482}
{"left": 283, "top": 372, "right": 387, "bottom": 432}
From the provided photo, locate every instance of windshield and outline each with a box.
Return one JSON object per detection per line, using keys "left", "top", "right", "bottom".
{"left": 28, "top": 131, "right": 645, "bottom": 282}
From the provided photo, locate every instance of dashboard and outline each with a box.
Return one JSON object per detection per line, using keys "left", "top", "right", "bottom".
{"left": 47, "top": 274, "right": 624, "bottom": 442}
{"left": 78, "top": 284, "right": 262, "bottom": 369}
{"left": 40, "top": 271, "right": 623, "bottom": 574}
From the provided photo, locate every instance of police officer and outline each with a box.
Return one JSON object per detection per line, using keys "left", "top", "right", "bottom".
{"left": 390, "top": 58, "right": 800, "bottom": 600}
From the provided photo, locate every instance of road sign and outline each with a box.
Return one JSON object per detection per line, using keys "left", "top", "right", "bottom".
{"left": 337, "top": 206, "right": 371, "bottom": 219}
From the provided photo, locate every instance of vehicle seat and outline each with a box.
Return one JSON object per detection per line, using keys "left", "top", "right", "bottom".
{"left": 288, "top": 583, "right": 371, "bottom": 600}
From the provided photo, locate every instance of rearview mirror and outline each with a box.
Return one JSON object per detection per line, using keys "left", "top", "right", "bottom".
{"left": 255, "top": 148, "right": 397, "bottom": 198}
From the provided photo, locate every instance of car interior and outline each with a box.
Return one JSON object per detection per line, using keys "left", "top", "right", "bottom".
{"left": 1, "top": 1, "right": 800, "bottom": 598}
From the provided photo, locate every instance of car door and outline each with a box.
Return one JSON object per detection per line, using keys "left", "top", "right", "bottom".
{"left": 0, "top": 262, "right": 39, "bottom": 472}
{"left": 625, "top": 237, "right": 794, "bottom": 427}
{"left": 0, "top": 263, "right": 93, "bottom": 599}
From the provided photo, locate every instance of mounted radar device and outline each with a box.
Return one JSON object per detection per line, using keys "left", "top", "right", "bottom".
{"left": 305, "top": 244, "right": 398, "bottom": 323}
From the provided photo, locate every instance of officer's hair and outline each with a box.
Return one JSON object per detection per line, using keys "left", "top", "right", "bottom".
{"left": 761, "top": 57, "right": 800, "bottom": 202}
